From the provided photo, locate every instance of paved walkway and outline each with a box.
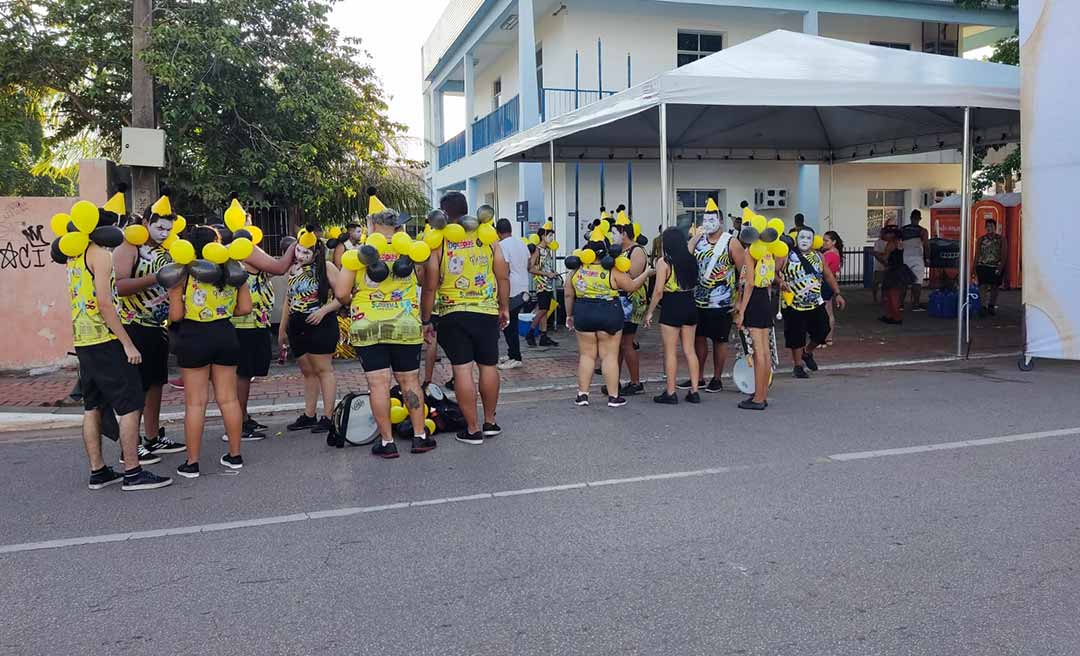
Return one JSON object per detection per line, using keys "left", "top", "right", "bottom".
{"left": 0, "top": 290, "right": 1022, "bottom": 415}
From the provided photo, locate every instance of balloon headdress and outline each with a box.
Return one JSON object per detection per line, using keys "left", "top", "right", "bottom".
{"left": 50, "top": 183, "right": 132, "bottom": 263}
{"left": 151, "top": 195, "right": 253, "bottom": 290}
{"left": 738, "top": 207, "right": 790, "bottom": 262}
{"left": 338, "top": 202, "right": 435, "bottom": 284}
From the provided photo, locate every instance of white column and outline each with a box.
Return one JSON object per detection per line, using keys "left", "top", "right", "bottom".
{"left": 466, "top": 177, "right": 478, "bottom": 214}
{"left": 803, "top": 10, "right": 819, "bottom": 36}
{"left": 433, "top": 88, "right": 444, "bottom": 146}
{"left": 463, "top": 53, "right": 475, "bottom": 154}
{"left": 518, "top": 0, "right": 540, "bottom": 130}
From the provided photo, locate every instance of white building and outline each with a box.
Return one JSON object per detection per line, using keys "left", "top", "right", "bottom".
{"left": 422, "top": 0, "right": 1017, "bottom": 248}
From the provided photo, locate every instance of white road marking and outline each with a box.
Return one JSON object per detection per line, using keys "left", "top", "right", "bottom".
{"left": 1, "top": 423, "right": 1076, "bottom": 556}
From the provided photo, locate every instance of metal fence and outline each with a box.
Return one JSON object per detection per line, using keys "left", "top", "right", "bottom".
{"left": 438, "top": 131, "right": 466, "bottom": 169}
{"left": 541, "top": 88, "right": 615, "bottom": 122}
{"left": 835, "top": 247, "right": 874, "bottom": 287}
{"left": 472, "top": 95, "right": 520, "bottom": 152}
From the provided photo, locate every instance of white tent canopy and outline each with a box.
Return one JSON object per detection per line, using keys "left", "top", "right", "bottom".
{"left": 494, "top": 30, "right": 1020, "bottom": 164}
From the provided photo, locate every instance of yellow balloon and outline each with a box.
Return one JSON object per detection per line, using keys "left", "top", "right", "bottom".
{"left": 424, "top": 230, "right": 443, "bottom": 249}
{"left": 548, "top": 240, "right": 559, "bottom": 251}
{"left": 390, "top": 397, "right": 402, "bottom": 408}
{"left": 742, "top": 207, "right": 755, "bottom": 221}
{"left": 228, "top": 237, "right": 254, "bottom": 261}
{"left": 50, "top": 213, "right": 70, "bottom": 237}
{"left": 59, "top": 231, "right": 89, "bottom": 257}
{"left": 409, "top": 241, "right": 432, "bottom": 263}
{"left": 424, "top": 418, "right": 436, "bottom": 434}
{"left": 543, "top": 222, "right": 553, "bottom": 231}
{"left": 633, "top": 223, "right": 642, "bottom": 239}
{"left": 172, "top": 215, "right": 187, "bottom": 235}
{"left": 812, "top": 235, "right": 824, "bottom": 251}
{"left": 162, "top": 234, "right": 178, "bottom": 250}
{"left": 477, "top": 223, "right": 498, "bottom": 246}
{"left": 767, "top": 218, "right": 785, "bottom": 234}
{"left": 327, "top": 226, "right": 343, "bottom": 240}
{"left": 598, "top": 220, "right": 611, "bottom": 233}
{"left": 571, "top": 249, "right": 583, "bottom": 257}
{"left": 390, "top": 405, "right": 408, "bottom": 424}
{"left": 751, "top": 215, "right": 767, "bottom": 233}
{"left": 748, "top": 241, "right": 768, "bottom": 260}
{"left": 366, "top": 231, "right": 388, "bottom": 253}
{"left": 203, "top": 242, "right": 229, "bottom": 264}
{"left": 245, "top": 225, "right": 263, "bottom": 245}
{"left": 341, "top": 249, "right": 362, "bottom": 271}
{"left": 614, "top": 255, "right": 631, "bottom": 272}
{"left": 169, "top": 239, "right": 196, "bottom": 265}
{"left": 70, "top": 200, "right": 99, "bottom": 234}
{"left": 580, "top": 248, "right": 596, "bottom": 265}
{"left": 389, "top": 231, "right": 411, "bottom": 255}
{"left": 444, "top": 224, "right": 466, "bottom": 243}
{"left": 298, "top": 231, "right": 317, "bottom": 249}
{"left": 124, "top": 224, "right": 149, "bottom": 246}
{"left": 769, "top": 240, "right": 789, "bottom": 258}
{"left": 528, "top": 233, "right": 540, "bottom": 245}
{"left": 224, "top": 206, "right": 246, "bottom": 232}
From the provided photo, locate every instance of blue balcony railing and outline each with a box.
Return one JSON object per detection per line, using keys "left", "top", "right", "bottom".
{"left": 438, "top": 130, "right": 466, "bottom": 169}
{"left": 472, "top": 95, "right": 520, "bottom": 153}
{"left": 541, "top": 88, "right": 616, "bottom": 122}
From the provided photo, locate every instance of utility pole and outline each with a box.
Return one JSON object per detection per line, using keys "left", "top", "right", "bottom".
{"left": 131, "top": 0, "right": 158, "bottom": 215}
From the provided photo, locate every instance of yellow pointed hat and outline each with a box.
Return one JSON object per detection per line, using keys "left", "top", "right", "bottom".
{"left": 704, "top": 197, "right": 719, "bottom": 214}
{"left": 367, "top": 187, "right": 386, "bottom": 216}
{"left": 103, "top": 183, "right": 127, "bottom": 217}
{"left": 615, "top": 210, "right": 631, "bottom": 225}
{"left": 600, "top": 210, "right": 611, "bottom": 220}
{"left": 151, "top": 193, "right": 173, "bottom": 217}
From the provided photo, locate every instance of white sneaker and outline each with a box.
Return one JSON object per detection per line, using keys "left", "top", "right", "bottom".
{"left": 497, "top": 358, "right": 523, "bottom": 370}
{"left": 497, "top": 355, "right": 509, "bottom": 364}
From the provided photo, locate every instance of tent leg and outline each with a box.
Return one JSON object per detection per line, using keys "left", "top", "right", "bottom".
{"left": 659, "top": 103, "right": 669, "bottom": 229}
{"left": 493, "top": 162, "right": 499, "bottom": 221}
{"left": 549, "top": 141, "right": 557, "bottom": 235}
{"left": 957, "top": 106, "right": 972, "bottom": 358}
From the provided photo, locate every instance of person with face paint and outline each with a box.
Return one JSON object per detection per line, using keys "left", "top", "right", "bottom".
{"left": 170, "top": 226, "right": 253, "bottom": 478}
{"left": 526, "top": 228, "right": 559, "bottom": 347}
{"left": 645, "top": 227, "right": 702, "bottom": 404}
{"left": 682, "top": 197, "right": 744, "bottom": 393}
{"left": 779, "top": 227, "right": 845, "bottom": 378}
{"left": 281, "top": 231, "right": 342, "bottom": 434}
{"left": 114, "top": 194, "right": 186, "bottom": 462}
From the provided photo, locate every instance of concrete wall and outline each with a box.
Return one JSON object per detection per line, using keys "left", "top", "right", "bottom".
{"left": 0, "top": 160, "right": 110, "bottom": 371}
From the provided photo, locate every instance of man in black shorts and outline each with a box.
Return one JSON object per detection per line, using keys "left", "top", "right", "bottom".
{"left": 421, "top": 194, "right": 510, "bottom": 445}
{"left": 780, "top": 227, "right": 845, "bottom": 378}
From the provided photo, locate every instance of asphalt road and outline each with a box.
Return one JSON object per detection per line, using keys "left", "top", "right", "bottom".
{"left": 2, "top": 356, "right": 1079, "bottom": 656}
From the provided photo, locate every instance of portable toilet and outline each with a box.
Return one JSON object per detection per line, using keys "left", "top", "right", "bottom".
{"left": 929, "top": 193, "right": 1022, "bottom": 289}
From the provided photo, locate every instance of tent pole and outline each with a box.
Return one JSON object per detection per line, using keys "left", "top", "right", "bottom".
{"left": 549, "top": 141, "right": 557, "bottom": 235}
{"left": 659, "top": 103, "right": 669, "bottom": 229}
{"left": 957, "top": 106, "right": 972, "bottom": 358}
{"left": 493, "top": 162, "right": 499, "bottom": 224}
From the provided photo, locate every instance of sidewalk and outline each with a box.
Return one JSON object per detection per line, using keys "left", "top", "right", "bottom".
{"left": 0, "top": 289, "right": 1023, "bottom": 419}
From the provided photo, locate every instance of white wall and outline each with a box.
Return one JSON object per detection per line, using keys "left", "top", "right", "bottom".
{"left": 820, "top": 13, "right": 924, "bottom": 50}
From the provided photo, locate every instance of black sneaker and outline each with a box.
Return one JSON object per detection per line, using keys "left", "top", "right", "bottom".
{"left": 539, "top": 335, "right": 558, "bottom": 347}
{"left": 445, "top": 377, "right": 455, "bottom": 391}
{"left": 675, "top": 379, "right": 705, "bottom": 390}
{"left": 371, "top": 441, "right": 400, "bottom": 459}
{"left": 600, "top": 385, "right": 608, "bottom": 396}
{"left": 525, "top": 333, "right": 537, "bottom": 347}
{"left": 633, "top": 341, "right": 640, "bottom": 351}
{"left": 620, "top": 382, "right": 645, "bottom": 396}
{"left": 482, "top": 422, "right": 502, "bottom": 437}
{"left": 705, "top": 378, "right": 723, "bottom": 393}
{"left": 455, "top": 430, "right": 484, "bottom": 446}
{"left": 738, "top": 399, "right": 768, "bottom": 410}
{"left": 88, "top": 466, "right": 122, "bottom": 490}
{"left": 219, "top": 453, "right": 243, "bottom": 469}
{"left": 802, "top": 352, "right": 819, "bottom": 371}
{"left": 988, "top": 305, "right": 997, "bottom": 316}
{"left": 286, "top": 414, "right": 317, "bottom": 431}
{"left": 245, "top": 416, "right": 267, "bottom": 431}
{"left": 653, "top": 391, "right": 678, "bottom": 405}
{"left": 120, "top": 443, "right": 162, "bottom": 466}
{"left": 608, "top": 396, "right": 627, "bottom": 408}
{"left": 221, "top": 429, "right": 265, "bottom": 442}
{"left": 143, "top": 434, "right": 185, "bottom": 454}
{"left": 574, "top": 393, "right": 590, "bottom": 406}
{"left": 176, "top": 461, "right": 200, "bottom": 479}
{"left": 794, "top": 366, "right": 809, "bottom": 379}
{"left": 121, "top": 468, "right": 173, "bottom": 491}
{"left": 685, "top": 391, "right": 701, "bottom": 404}
{"left": 311, "top": 416, "right": 333, "bottom": 434}
{"left": 411, "top": 436, "right": 438, "bottom": 454}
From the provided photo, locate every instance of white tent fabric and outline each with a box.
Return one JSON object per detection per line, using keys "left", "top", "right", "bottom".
{"left": 494, "top": 30, "right": 1020, "bottom": 164}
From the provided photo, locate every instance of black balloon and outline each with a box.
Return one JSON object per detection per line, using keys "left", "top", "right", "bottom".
{"left": 527, "top": 243, "right": 537, "bottom": 254}
{"left": 636, "top": 235, "right": 648, "bottom": 246}
{"left": 280, "top": 236, "right": 297, "bottom": 251}
{"left": 233, "top": 229, "right": 253, "bottom": 241}
{"left": 155, "top": 262, "right": 186, "bottom": 289}
{"left": 367, "top": 260, "right": 389, "bottom": 283}
{"left": 460, "top": 215, "right": 479, "bottom": 231}
{"left": 600, "top": 255, "right": 615, "bottom": 270}
{"left": 608, "top": 244, "right": 622, "bottom": 258}
{"left": 66, "top": 221, "right": 77, "bottom": 233}
{"left": 358, "top": 245, "right": 380, "bottom": 266}
{"left": 564, "top": 256, "right": 582, "bottom": 270}
{"left": 190, "top": 259, "right": 222, "bottom": 283}
{"left": 760, "top": 227, "right": 778, "bottom": 243}
{"left": 739, "top": 226, "right": 760, "bottom": 245}
{"left": 50, "top": 238, "right": 66, "bottom": 264}
{"left": 326, "top": 238, "right": 340, "bottom": 249}
{"left": 97, "top": 207, "right": 119, "bottom": 227}
{"left": 90, "top": 225, "right": 124, "bottom": 248}
{"left": 224, "top": 260, "right": 249, "bottom": 287}
{"left": 212, "top": 224, "right": 233, "bottom": 245}
{"left": 427, "top": 209, "right": 448, "bottom": 230}
{"left": 392, "top": 256, "right": 414, "bottom": 278}
{"left": 779, "top": 234, "right": 795, "bottom": 248}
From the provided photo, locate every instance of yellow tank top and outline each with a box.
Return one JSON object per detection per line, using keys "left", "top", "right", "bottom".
{"left": 231, "top": 270, "right": 273, "bottom": 329}
{"left": 437, "top": 232, "right": 498, "bottom": 316}
{"left": 348, "top": 251, "right": 422, "bottom": 347}
{"left": 67, "top": 252, "right": 117, "bottom": 347}
{"left": 573, "top": 264, "right": 618, "bottom": 300}
{"left": 119, "top": 243, "right": 171, "bottom": 327}
{"left": 663, "top": 264, "right": 689, "bottom": 293}
{"left": 184, "top": 276, "right": 238, "bottom": 322}
{"left": 753, "top": 255, "right": 777, "bottom": 288}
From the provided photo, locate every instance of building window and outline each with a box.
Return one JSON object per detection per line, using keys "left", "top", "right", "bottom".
{"left": 492, "top": 78, "right": 502, "bottom": 112}
{"left": 870, "top": 41, "right": 911, "bottom": 50}
{"left": 677, "top": 31, "right": 723, "bottom": 67}
{"left": 677, "top": 189, "right": 725, "bottom": 227}
{"left": 867, "top": 189, "right": 906, "bottom": 240}
{"left": 535, "top": 46, "right": 544, "bottom": 100}
{"left": 922, "top": 22, "right": 959, "bottom": 57}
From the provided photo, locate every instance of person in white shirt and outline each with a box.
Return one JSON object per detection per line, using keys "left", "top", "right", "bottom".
{"left": 900, "top": 209, "right": 930, "bottom": 310}
{"left": 497, "top": 219, "right": 531, "bottom": 369}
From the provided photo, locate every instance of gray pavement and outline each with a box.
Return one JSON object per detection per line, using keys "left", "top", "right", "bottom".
{"left": 1, "top": 357, "right": 1079, "bottom": 655}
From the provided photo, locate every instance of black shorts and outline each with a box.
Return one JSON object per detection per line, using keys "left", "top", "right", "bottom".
{"left": 536, "top": 291, "right": 553, "bottom": 311}
{"left": 75, "top": 340, "right": 144, "bottom": 416}
{"left": 782, "top": 305, "right": 830, "bottom": 349}
{"left": 976, "top": 265, "right": 1002, "bottom": 286}
{"left": 696, "top": 307, "right": 733, "bottom": 342}
{"left": 173, "top": 319, "right": 240, "bottom": 369}
{"left": 125, "top": 323, "right": 168, "bottom": 390}
{"left": 357, "top": 343, "right": 422, "bottom": 373}
{"left": 236, "top": 327, "right": 273, "bottom": 378}
{"left": 660, "top": 291, "right": 697, "bottom": 327}
{"left": 287, "top": 312, "right": 338, "bottom": 358}
{"left": 572, "top": 298, "right": 623, "bottom": 334}
{"left": 622, "top": 321, "right": 638, "bottom": 335}
{"left": 744, "top": 287, "right": 775, "bottom": 329}
{"left": 437, "top": 311, "right": 500, "bottom": 367}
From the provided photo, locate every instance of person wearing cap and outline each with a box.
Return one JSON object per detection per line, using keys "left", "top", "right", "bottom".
{"left": 421, "top": 192, "right": 510, "bottom": 445}
{"left": 526, "top": 227, "right": 559, "bottom": 347}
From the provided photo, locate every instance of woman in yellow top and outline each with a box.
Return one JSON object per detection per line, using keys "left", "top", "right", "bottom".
{"left": 645, "top": 227, "right": 702, "bottom": 405}
{"left": 168, "top": 226, "right": 252, "bottom": 478}
{"left": 334, "top": 208, "right": 438, "bottom": 458}
{"left": 564, "top": 240, "right": 651, "bottom": 408}
{"left": 733, "top": 237, "right": 781, "bottom": 411}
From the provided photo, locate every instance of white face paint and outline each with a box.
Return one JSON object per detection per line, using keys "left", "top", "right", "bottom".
{"left": 148, "top": 219, "right": 174, "bottom": 244}
{"left": 797, "top": 230, "right": 814, "bottom": 253}
{"left": 295, "top": 245, "right": 314, "bottom": 265}
{"left": 701, "top": 214, "right": 722, "bottom": 235}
